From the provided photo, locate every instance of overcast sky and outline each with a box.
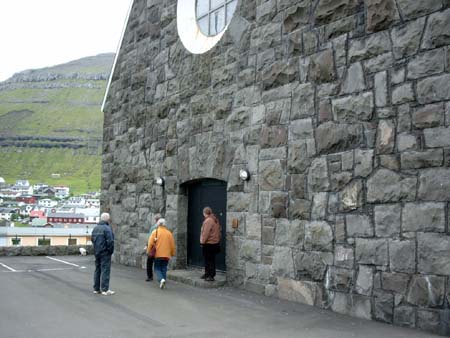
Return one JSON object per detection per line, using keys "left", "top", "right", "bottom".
{"left": 0, "top": 0, "right": 132, "bottom": 81}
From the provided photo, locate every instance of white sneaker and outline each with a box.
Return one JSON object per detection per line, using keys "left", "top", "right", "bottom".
{"left": 93, "top": 290, "right": 101, "bottom": 294}
{"left": 101, "top": 290, "right": 115, "bottom": 296}
{"left": 159, "top": 279, "right": 166, "bottom": 289}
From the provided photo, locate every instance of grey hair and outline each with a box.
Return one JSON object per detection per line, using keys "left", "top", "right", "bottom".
{"left": 157, "top": 218, "right": 166, "bottom": 226}
{"left": 100, "top": 213, "right": 111, "bottom": 222}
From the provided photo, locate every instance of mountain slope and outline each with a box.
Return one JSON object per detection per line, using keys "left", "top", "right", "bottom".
{"left": 0, "top": 54, "right": 114, "bottom": 194}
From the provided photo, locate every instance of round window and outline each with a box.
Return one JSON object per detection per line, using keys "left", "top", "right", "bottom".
{"left": 177, "top": 0, "right": 238, "bottom": 54}
{"left": 196, "top": 0, "right": 238, "bottom": 36}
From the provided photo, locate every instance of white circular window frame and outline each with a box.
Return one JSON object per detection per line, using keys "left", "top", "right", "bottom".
{"left": 177, "top": 0, "right": 233, "bottom": 54}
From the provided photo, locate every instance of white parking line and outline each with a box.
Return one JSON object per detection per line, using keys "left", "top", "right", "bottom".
{"left": 0, "top": 262, "right": 17, "bottom": 272}
{"left": 46, "top": 256, "right": 80, "bottom": 267}
{"left": 36, "top": 267, "right": 83, "bottom": 272}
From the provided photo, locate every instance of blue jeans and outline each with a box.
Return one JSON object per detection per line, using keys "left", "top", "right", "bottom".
{"left": 94, "top": 254, "right": 112, "bottom": 292}
{"left": 154, "top": 259, "right": 168, "bottom": 282}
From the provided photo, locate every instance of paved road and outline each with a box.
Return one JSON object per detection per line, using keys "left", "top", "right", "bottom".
{"left": 0, "top": 256, "right": 440, "bottom": 338}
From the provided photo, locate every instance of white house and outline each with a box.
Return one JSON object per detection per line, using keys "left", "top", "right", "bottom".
{"left": 0, "top": 190, "right": 20, "bottom": 198}
{"left": 65, "top": 197, "right": 86, "bottom": 207}
{"left": 33, "top": 183, "right": 48, "bottom": 192}
{"left": 54, "top": 186, "right": 70, "bottom": 199}
{"left": 0, "top": 208, "right": 15, "bottom": 221}
{"left": 86, "top": 199, "right": 100, "bottom": 208}
{"left": 77, "top": 208, "right": 100, "bottom": 224}
{"left": 38, "top": 199, "right": 58, "bottom": 208}
{"left": 19, "top": 205, "right": 34, "bottom": 217}
{"left": 15, "top": 180, "right": 30, "bottom": 187}
{"left": 11, "top": 180, "right": 33, "bottom": 196}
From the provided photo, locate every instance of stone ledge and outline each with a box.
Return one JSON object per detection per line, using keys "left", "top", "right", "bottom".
{"left": 168, "top": 268, "right": 227, "bottom": 288}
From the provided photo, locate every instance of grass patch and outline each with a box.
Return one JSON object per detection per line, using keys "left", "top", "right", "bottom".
{"left": 14, "top": 223, "right": 30, "bottom": 228}
{"left": 0, "top": 147, "right": 101, "bottom": 195}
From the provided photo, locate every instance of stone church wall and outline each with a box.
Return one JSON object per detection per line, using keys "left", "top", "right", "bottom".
{"left": 102, "top": 0, "right": 450, "bottom": 334}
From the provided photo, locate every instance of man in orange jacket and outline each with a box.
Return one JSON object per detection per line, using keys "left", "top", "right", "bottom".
{"left": 147, "top": 218, "right": 176, "bottom": 289}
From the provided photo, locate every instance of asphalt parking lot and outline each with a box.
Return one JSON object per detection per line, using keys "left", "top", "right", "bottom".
{"left": 0, "top": 256, "right": 440, "bottom": 338}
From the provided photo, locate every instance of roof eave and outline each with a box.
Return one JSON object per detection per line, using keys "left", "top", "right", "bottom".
{"left": 101, "top": 0, "right": 136, "bottom": 114}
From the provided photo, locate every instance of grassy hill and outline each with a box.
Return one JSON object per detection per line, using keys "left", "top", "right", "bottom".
{"left": 0, "top": 54, "right": 114, "bottom": 195}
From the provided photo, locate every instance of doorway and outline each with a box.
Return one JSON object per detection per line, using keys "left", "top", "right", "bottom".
{"left": 187, "top": 179, "right": 226, "bottom": 271}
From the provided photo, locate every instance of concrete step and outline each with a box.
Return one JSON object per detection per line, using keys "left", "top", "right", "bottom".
{"left": 168, "top": 268, "right": 227, "bottom": 288}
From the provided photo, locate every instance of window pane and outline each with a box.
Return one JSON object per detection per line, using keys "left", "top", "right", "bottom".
{"left": 198, "top": 16, "right": 209, "bottom": 35}
{"left": 196, "top": 0, "right": 209, "bottom": 17}
{"left": 38, "top": 239, "right": 50, "bottom": 246}
{"left": 211, "top": 0, "right": 224, "bottom": 10}
{"left": 226, "top": 0, "right": 237, "bottom": 22}
{"left": 209, "top": 7, "right": 225, "bottom": 35}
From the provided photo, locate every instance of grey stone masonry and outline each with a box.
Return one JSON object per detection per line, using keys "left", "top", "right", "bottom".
{"left": 0, "top": 245, "right": 93, "bottom": 257}
{"left": 102, "top": 0, "right": 450, "bottom": 335}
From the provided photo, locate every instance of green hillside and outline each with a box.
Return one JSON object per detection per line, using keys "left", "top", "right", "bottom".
{"left": 0, "top": 148, "right": 101, "bottom": 195}
{"left": 0, "top": 54, "right": 114, "bottom": 195}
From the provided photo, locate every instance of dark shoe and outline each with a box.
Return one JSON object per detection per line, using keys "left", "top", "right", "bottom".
{"left": 146, "top": 278, "right": 153, "bottom": 281}
{"left": 200, "top": 274, "right": 206, "bottom": 279}
{"left": 205, "top": 277, "right": 215, "bottom": 282}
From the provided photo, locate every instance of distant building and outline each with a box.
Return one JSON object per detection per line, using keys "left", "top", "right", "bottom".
{"left": 19, "top": 205, "right": 34, "bottom": 217}
{"left": 30, "top": 210, "right": 45, "bottom": 220}
{"left": 0, "top": 227, "right": 92, "bottom": 246}
{"left": 41, "top": 187, "right": 56, "bottom": 197}
{"left": 54, "top": 186, "right": 70, "bottom": 199}
{"left": 15, "top": 180, "right": 30, "bottom": 187}
{"left": 65, "top": 197, "right": 85, "bottom": 207}
{"left": 82, "top": 191, "right": 101, "bottom": 199}
{"left": 0, "top": 208, "right": 15, "bottom": 221}
{"left": 0, "top": 190, "right": 21, "bottom": 199}
{"left": 31, "top": 218, "right": 51, "bottom": 227}
{"left": 47, "top": 212, "right": 84, "bottom": 224}
{"left": 33, "top": 183, "right": 48, "bottom": 192}
{"left": 16, "top": 196, "right": 37, "bottom": 205}
{"left": 0, "top": 177, "right": 5, "bottom": 188}
{"left": 86, "top": 199, "right": 100, "bottom": 208}
{"left": 11, "top": 181, "right": 33, "bottom": 196}
{"left": 38, "top": 199, "right": 58, "bottom": 208}
{"left": 76, "top": 208, "right": 100, "bottom": 224}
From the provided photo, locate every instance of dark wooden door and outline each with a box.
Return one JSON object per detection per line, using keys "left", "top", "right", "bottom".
{"left": 187, "top": 179, "right": 226, "bottom": 271}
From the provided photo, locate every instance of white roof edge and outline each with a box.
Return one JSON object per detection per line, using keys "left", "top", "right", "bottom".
{"left": 101, "top": 0, "right": 136, "bottom": 113}
{"left": 0, "top": 228, "right": 93, "bottom": 236}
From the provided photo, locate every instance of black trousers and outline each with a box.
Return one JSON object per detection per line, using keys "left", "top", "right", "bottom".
{"left": 146, "top": 255, "right": 154, "bottom": 279}
{"left": 203, "top": 243, "right": 220, "bottom": 278}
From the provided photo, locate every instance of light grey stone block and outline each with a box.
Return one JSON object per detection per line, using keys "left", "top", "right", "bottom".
{"left": 374, "top": 204, "right": 401, "bottom": 237}
{"left": 304, "top": 221, "right": 333, "bottom": 252}
{"left": 355, "top": 238, "right": 388, "bottom": 266}
{"left": 389, "top": 239, "right": 416, "bottom": 273}
{"left": 418, "top": 233, "right": 450, "bottom": 276}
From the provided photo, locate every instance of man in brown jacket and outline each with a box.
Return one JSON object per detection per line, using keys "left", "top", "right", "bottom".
{"left": 200, "top": 207, "right": 221, "bottom": 281}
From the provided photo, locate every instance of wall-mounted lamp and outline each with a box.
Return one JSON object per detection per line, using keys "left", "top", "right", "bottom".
{"left": 155, "top": 177, "right": 165, "bottom": 186}
{"left": 239, "top": 169, "right": 250, "bottom": 181}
